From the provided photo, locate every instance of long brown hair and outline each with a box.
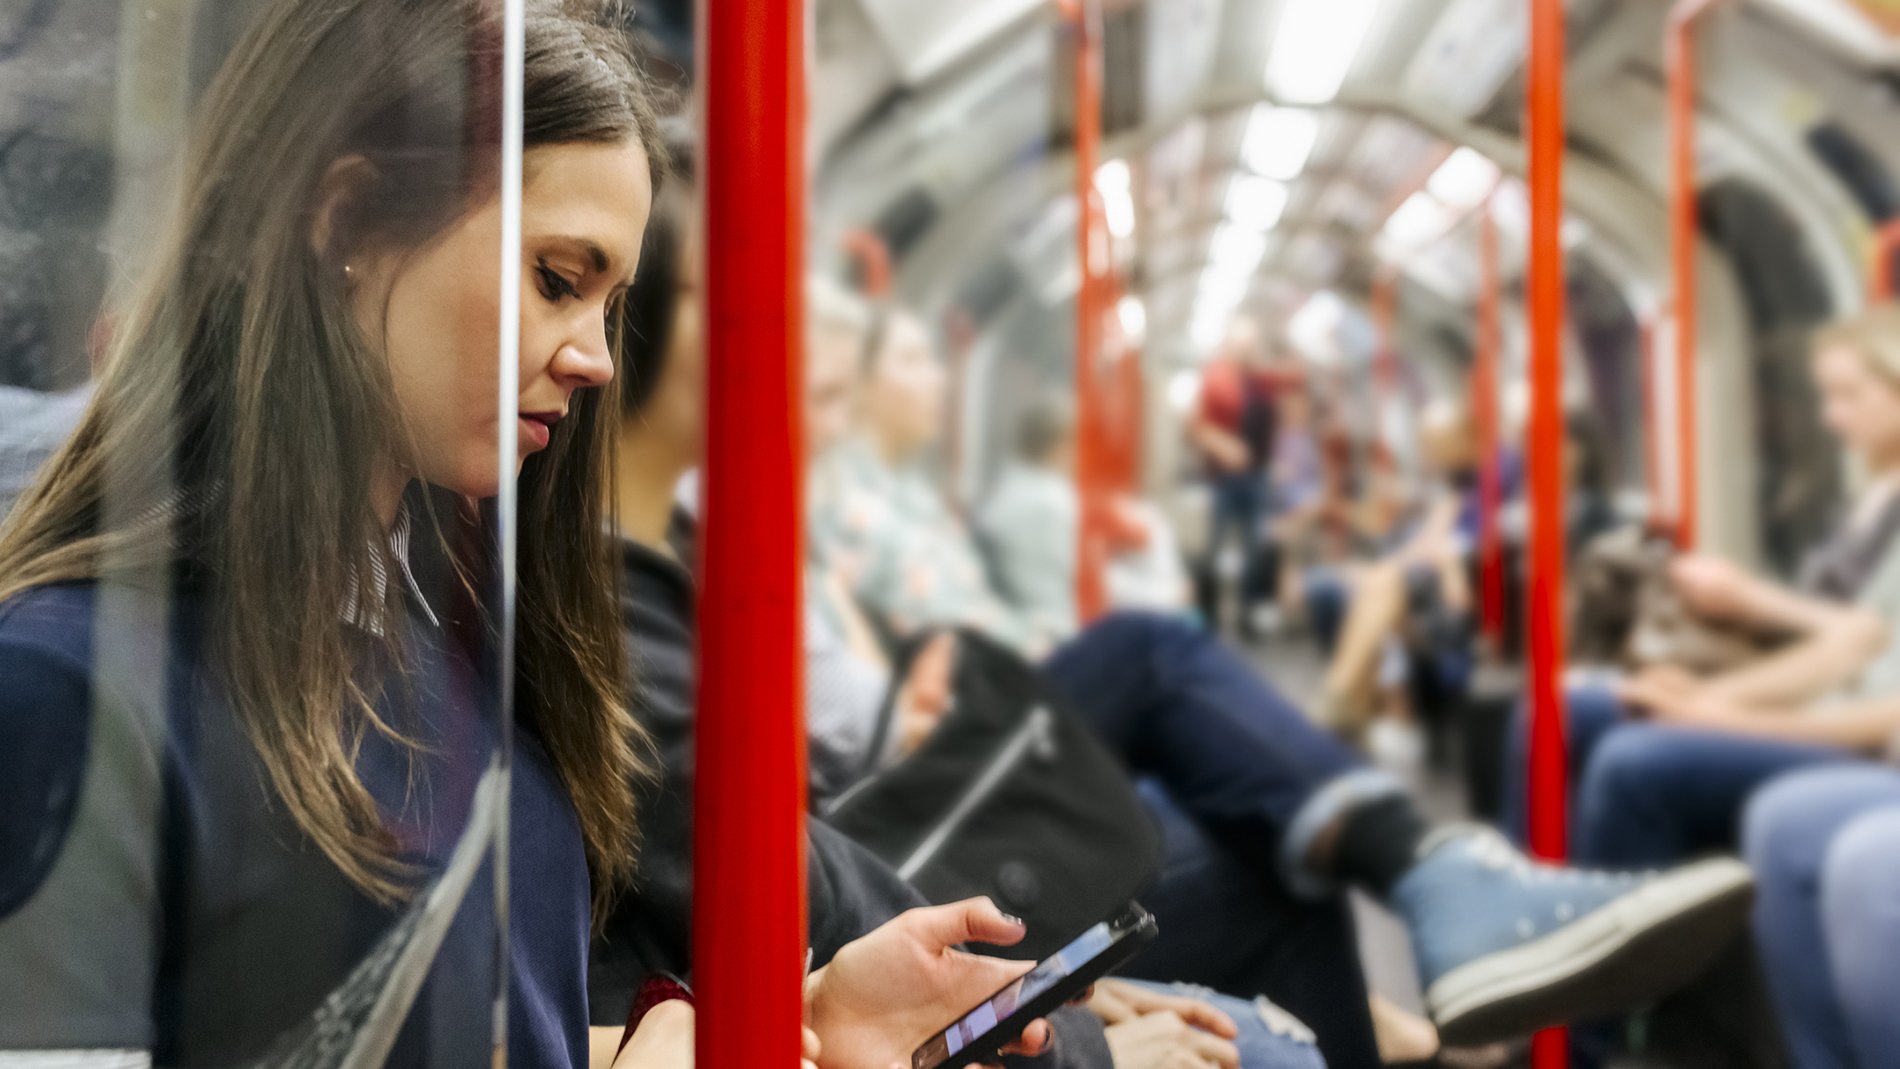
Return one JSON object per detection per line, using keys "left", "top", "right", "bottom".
{"left": 0, "top": 0, "right": 662, "bottom": 912}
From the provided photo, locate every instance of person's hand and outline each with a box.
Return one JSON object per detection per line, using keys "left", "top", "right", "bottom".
{"left": 895, "top": 634, "right": 957, "bottom": 756}
{"left": 1625, "top": 664, "right": 1700, "bottom": 700}
{"left": 1619, "top": 674, "right": 1737, "bottom": 729}
{"left": 1103, "top": 1010, "right": 1242, "bottom": 1069}
{"left": 1669, "top": 555, "right": 1752, "bottom": 621}
{"left": 612, "top": 1001, "right": 696, "bottom": 1069}
{"left": 1087, "top": 980, "right": 1238, "bottom": 1039}
{"left": 803, "top": 899, "right": 1055, "bottom": 1069}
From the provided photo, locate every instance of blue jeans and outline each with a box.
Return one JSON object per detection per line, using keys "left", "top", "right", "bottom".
{"left": 1117, "top": 979, "right": 1328, "bottom": 1069}
{"left": 1745, "top": 766, "right": 1900, "bottom": 1069}
{"left": 1042, "top": 612, "right": 1389, "bottom": 893}
{"left": 1504, "top": 684, "right": 1850, "bottom": 866}
{"left": 1203, "top": 473, "right": 1268, "bottom": 629}
{"left": 1041, "top": 613, "right": 1391, "bottom": 1068}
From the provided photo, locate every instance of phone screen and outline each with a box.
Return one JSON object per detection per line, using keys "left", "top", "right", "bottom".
{"left": 940, "top": 921, "right": 1116, "bottom": 1057}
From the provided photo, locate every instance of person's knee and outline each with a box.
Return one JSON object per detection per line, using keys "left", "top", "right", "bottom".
{"left": 1820, "top": 809, "right": 1900, "bottom": 932}
{"left": 1744, "top": 772, "right": 1841, "bottom": 878}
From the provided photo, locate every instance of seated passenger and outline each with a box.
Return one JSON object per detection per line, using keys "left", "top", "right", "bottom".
{"left": 975, "top": 396, "right": 1190, "bottom": 642}
{"left": 0, "top": 6, "right": 1057, "bottom": 1067}
{"left": 1504, "top": 307, "right": 1900, "bottom": 866}
{"left": 805, "top": 297, "right": 1756, "bottom": 1061}
{"left": 1745, "top": 764, "right": 1900, "bottom": 1069}
{"left": 591, "top": 171, "right": 1313, "bottom": 1069}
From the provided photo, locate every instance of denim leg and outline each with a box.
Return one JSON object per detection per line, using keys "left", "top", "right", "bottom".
{"left": 1820, "top": 801, "right": 1900, "bottom": 1069}
{"left": 1574, "top": 724, "right": 1851, "bottom": 867}
{"left": 1113, "top": 979, "right": 1328, "bottom": 1069}
{"left": 1303, "top": 568, "right": 1350, "bottom": 656}
{"left": 1121, "top": 781, "right": 1374, "bottom": 1069}
{"left": 1744, "top": 767, "right": 1900, "bottom": 1069}
{"left": 1502, "top": 685, "right": 1626, "bottom": 846}
{"left": 1042, "top": 612, "right": 1369, "bottom": 885}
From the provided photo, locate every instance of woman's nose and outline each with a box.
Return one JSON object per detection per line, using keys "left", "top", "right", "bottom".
{"left": 553, "top": 326, "right": 616, "bottom": 389}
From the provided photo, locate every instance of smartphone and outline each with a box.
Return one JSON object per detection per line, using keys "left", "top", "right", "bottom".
{"left": 911, "top": 903, "right": 1159, "bottom": 1069}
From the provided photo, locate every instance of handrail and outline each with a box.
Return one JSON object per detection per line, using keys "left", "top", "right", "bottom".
{"left": 1667, "top": 0, "right": 1726, "bottom": 550}
{"left": 1474, "top": 201, "right": 1506, "bottom": 647}
{"left": 1526, "top": 0, "right": 1572, "bottom": 1063}
{"left": 1065, "top": 0, "right": 1109, "bottom": 624}
{"left": 1871, "top": 218, "right": 1900, "bottom": 302}
{"left": 693, "top": 1, "right": 810, "bottom": 1065}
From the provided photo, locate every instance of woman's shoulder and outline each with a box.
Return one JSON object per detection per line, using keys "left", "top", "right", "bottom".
{"left": 0, "top": 581, "right": 106, "bottom": 673}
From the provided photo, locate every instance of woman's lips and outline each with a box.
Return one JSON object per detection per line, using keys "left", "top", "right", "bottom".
{"left": 518, "top": 412, "right": 559, "bottom": 450}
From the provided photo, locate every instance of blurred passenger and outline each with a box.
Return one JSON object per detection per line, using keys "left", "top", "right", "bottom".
{"left": 1505, "top": 306, "right": 1900, "bottom": 866}
{"left": 976, "top": 395, "right": 1084, "bottom": 640}
{"left": 1745, "top": 765, "right": 1900, "bottom": 1069}
{"left": 808, "top": 297, "right": 1757, "bottom": 1062}
{"left": 593, "top": 174, "right": 1319, "bottom": 1069}
{"left": 0, "top": 381, "right": 88, "bottom": 518}
{"left": 0, "top": 5, "right": 1055, "bottom": 1068}
{"left": 1188, "top": 316, "right": 1286, "bottom": 640}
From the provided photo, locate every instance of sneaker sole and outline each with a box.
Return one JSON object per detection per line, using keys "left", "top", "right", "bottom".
{"left": 1426, "top": 857, "right": 1754, "bottom": 1046}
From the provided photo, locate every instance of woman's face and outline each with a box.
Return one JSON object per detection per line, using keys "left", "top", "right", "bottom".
{"left": 862, "top": 314, "right": 947, "bottom": 458}
{"left": 357, "top": 139, "right": 653, "bottom": 499}
{"left": 1813, "top": 344, "right": 1900, "bottom": 468}
{"left": 636, "top": 197, "right": 705, "bottom": 470}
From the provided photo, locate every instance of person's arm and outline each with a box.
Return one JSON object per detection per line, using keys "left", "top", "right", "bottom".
{"left": 1669, "top": 554, "right": 1845, "bottom": 635}
{"left": 1632, "top": 684, "right": 1900, "bottom": 752}
{"left": 1698, "top": 607, "right": 1891, "bottom": 707}
{"left": 1188, "top": 415, "right": 1250, "bottom": 473}
{"left": 589, "top": 1005, "right": 822, "bottom": 1069}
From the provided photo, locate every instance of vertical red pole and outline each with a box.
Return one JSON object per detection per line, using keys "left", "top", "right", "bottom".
{"left": 694, "top": 2, "right": 808, "bottom": 1066}
{"left": 1871, "top": 219, "right": 1900, "bottom": 302}
{"left": 1527, "top": 0, "right": 1571, "bottom": 1063}
{"left": 1474, "top": 203, "right": 1506, "bottom": 646}
{"left": 1069, "top": 0, "right": 1108, "bottom": 624}
{"left": 1668, "top": 0, "right": 1722, "bottom": 551}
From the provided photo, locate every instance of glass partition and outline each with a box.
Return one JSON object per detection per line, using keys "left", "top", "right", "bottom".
{"left": 0, "top": 0, "right": 540, "bottom": 1063}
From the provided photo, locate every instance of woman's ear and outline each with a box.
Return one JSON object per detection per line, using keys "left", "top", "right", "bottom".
{"left": 309, "top": 155, "right": 379, "bottom": 269}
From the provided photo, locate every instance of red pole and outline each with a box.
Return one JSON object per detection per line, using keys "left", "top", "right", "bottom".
{"left": 1068, "top": 0, "right": 1109, "bottom": 624}
{"left": 1668, "top": 0, "right": 1724, "bottom": 550}
{"left": 1527, "top": 0, "right": 1571, "bottom": 1062}
{"left": 694, "top": 2, "right": 808, "bottom": 1067}
{"left": 1871, "top": 219, "right": 1900, "bottom": 302}
{"left": 1474, "top": 202, "right": 1506, "bottom": 646}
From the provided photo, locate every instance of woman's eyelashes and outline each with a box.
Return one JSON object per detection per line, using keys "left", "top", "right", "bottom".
{"left": 535, "top": 257, "right": 583, "bottom": 303}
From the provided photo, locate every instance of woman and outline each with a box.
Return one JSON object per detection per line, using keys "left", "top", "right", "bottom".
{"left": 1505, "top": 306, "right": 1900, "bottom": 866}
{"left": 0, "top": 3, "right": 1049, "bottom": 1067}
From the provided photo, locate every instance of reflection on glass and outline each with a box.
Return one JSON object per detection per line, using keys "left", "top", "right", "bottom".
{"left": 0, "top": 1, "right": 664, "bottom": 1065}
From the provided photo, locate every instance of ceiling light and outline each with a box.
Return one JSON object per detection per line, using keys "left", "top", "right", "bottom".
{"left": 1118, "top": 296, "right": 1147, "bottom": 341}
{"left": 1426, "top": 146, "right": 1500, "bottom": 211}
{"left": 1242, "top": 106, "right": 1320, "bottom": 181}
{"left": 1095, "top": 158, "right": 1131, "bottom": 195}
{"left": 1209, "top": 223, "right": 1268, "bottom": 275}
{"left": 1198, "top": 267, "right": 1250, "bottom": 310}
{"left": 1224, "top": 175, "right": 1290, "bottom": 233}
{"left": 1384, "top": 190, "right": 1454, "bottom": 251}
{"left": 1264, "top": 0, "right": 1383, "bottom": 104}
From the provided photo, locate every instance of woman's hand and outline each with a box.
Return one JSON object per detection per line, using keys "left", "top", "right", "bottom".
{"left": 804, "top": 898, "right": 1055, "bottom": 1069}
{"left": 1102, "top": 1011, "right": 1242, "bottom": 1069}
{"left": 612, "top": 1001, "right": 695, "bottom": 1069}
{"left": 1087, "top": 980, "right": 1237, "bottom": 1039}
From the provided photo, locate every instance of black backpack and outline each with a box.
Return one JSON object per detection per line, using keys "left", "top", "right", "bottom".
{"left": 821, "top": 628, "right": 1162, "bottom": 959}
